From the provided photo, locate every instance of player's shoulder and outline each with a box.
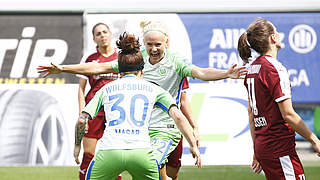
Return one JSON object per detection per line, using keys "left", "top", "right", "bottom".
{"left": 100, "top": 77, "right": 118, "bottom": 90}
{"left": 165, "top": 50, "right": 190, "bottom": 69}
{"left": 166, "top": 49, "right": 185, "bottom": 60}
{"left": 83, "top": 52, "right": 100, "bottom": 63}
{"left": 263, "top": 56, "right": 287, "bottom": 73}
{"left": 255, "top": 56, "right": 286, "bottom": 72}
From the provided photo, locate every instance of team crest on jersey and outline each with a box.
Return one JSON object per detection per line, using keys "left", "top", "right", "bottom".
{"left": 158, "top": 68, "right": 167, "bottom": 76}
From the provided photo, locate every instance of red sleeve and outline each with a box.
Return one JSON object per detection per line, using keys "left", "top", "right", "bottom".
{"left": 182, "top": 78, "right": 189, "bottom": 90}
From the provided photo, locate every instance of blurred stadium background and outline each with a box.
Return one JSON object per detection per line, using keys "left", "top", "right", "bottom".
{"left": 0, "top": 0, "right": 320, "bottom": 179}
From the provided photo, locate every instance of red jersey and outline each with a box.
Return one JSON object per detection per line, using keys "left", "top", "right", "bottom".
{"left": 82, "top": 50, "right": 119, "bottom": 104}
{"left": 244, "top": 55, "right": 296, "bottom": 159}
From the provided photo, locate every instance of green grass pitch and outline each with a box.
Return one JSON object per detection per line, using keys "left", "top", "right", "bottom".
{"left": 0, "top": 161, "right": 319, "bottom": 180}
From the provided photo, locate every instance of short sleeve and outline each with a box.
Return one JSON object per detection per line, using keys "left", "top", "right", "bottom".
{"left": 173, "top": 57, "right": 195, "bottom": 78}
{"left": 111, "top": 60, "right": 119, "bottom": 73}
{"left": 262, "top": 62, "right": 291, "bottom": 103}
{"left": 155, "top": 88, "right": 176, "bottom": 113}
{"left": 82, "top": 87, "right": 105, "bottom": 119}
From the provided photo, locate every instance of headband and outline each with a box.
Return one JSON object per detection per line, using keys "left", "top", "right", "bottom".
{"left": 118, "top": 61, "right": 145, "bottom": 73}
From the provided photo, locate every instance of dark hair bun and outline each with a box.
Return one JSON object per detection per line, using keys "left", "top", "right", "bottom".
{"left": 116, "top": 32, "right": 140, "bottom": 54}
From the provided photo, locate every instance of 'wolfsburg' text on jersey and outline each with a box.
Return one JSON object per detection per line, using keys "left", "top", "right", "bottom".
{"left": 83, "top": 75, "right": 176, "bottom": 150}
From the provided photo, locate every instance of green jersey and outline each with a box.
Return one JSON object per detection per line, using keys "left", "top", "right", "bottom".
{"left": 112, "top": 50, "right": 194, "bottom": 133}
{"left": 82, "top": 74, "right": 176, "bottom": 150}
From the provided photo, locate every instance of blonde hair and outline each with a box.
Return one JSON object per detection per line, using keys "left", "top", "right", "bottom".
{"left": 140, "top": 21, "right": 170, "bottom": 48}
{"left": 140, "top": 21, "right": 169, "bottom": 37}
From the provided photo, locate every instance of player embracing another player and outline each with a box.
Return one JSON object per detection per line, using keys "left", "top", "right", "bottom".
{"left": 75, "top": 32, "right": 201, "bottom": 180}
{"left": 37, "top": 21, "right": 246, "bottom": 180}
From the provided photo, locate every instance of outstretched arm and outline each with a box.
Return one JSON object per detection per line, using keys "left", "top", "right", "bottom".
{"left": 191, "top": 64, "right": 247, "bottom": 81}
{"left": 278, "top": 99, "right": 320, "bottom": 157}
{"left": 74, "top": 112, "right": 92, "bottom": 164}
{"left": 37, "top": 61, "right": 115, "bottom": 77}
{"left": 169, "top": 105, "right": 202, "bottom": 168}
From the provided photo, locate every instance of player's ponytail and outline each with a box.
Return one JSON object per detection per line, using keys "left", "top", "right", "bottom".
{"left": 140, "top": 21, "right": 151, "bottom": 31}
{"left": 237, "top": 18, "right": 276, "bottom": 64}
{"left": 238, "top": 32, "right": 251, "bottom": 64}
{"left": 117, "top": 32, "right": 140, "bottom": 54}
{"left": 116, "top": 32, "right": 144, "bottom": 73}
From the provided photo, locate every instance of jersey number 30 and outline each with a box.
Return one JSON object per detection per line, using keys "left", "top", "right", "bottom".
{"left": 108, "top": 94, "right": 149, "bottom": 127}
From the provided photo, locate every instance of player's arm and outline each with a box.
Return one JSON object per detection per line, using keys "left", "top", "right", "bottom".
{"left": 247, "top": 99, "right": 263, "bottom": 173}
{"left": 37, "top": 61, "right": 116, "bottom": 77}
{"left": 156, "top": 88, "right": 201, "bottom": 168}
{"left": 173, "top": 56, "right": 246, "bottom": 81}
{"left": 278, "top": 99, "right": 320, "bottom": 157}
{"left": 191, "top": 64, "right": 247, "bottom": 81}
{"left": 74, "top": 88, "right": 104, "bottom": 163}
{"left": 248, "top": 100, "right": 255, "bottom": 141}
{"left": 78, "top": 78, "right": 87, "bottom": 115}
{"left": 168, "top": 105, "right": 201, "bottom": 168}
{"left": 75, "top": 112, "right": 92, "bottom": 146}
{"left": 74, "top": 112, "right": 92, "bottom": 164}
{"left": 73, "top": 77, "right": 88, "bottom": 164}
{"left": 180, "top": 91, "right": 200, "bottom": 147}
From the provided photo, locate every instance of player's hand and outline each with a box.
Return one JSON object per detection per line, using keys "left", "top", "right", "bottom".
{"left": 312, "top": 140, "right": 320, "bottom": 157}
{"left": 227, "top": 64, "right": 247, "bottom": 79}
{"left": 251, "top": 154, "right": 262, "bottom": 174}
{"left": 37, "top": 62, "right": 63, "bottom": 77}
{"left": 189, "top": 146, "right": 202, "bottom": 168}
{"left": 74, "top": 144, "right": 81, "bottom": 164}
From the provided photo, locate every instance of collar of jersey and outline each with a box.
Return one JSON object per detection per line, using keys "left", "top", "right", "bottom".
{"left": 259, "top": 55, "right": 276, "bottom": 63}
{"left": 97, "top": 48, "right": 116, "bottom": 58}
{"left": 121, "top": 74, "right": 138, "bottom": 79}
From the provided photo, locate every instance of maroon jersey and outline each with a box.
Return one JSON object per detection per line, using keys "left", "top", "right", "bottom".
{"left": 82, "top": 50, "right": 119, "bottom": 104}
{"left": 244, "top": 55, "right": 295, "bottom": 159}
